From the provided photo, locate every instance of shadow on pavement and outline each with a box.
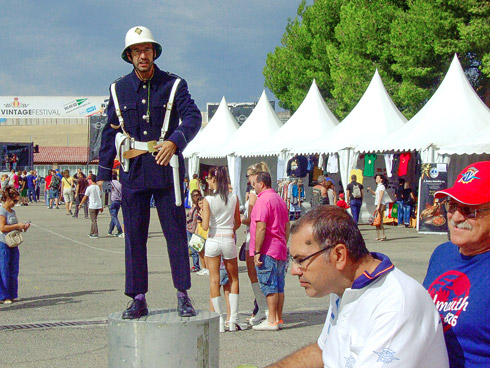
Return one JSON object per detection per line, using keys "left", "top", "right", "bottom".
{"left": 1, "top": 289, "right": 116, "bottom": 311}
{"left": 280, "top": 309, "right": 327, "bottom": 330}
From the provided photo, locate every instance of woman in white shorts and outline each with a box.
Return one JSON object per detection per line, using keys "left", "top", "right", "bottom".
{"left": 201, "top": 166, "right": 241, "bottom": 332}
{"left": 61, "top": 170, "right": 75, "bottom": 216}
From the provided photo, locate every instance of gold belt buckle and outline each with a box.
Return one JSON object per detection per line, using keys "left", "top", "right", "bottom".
{"left": 147, "top": 140, "right": 158, "bottom": 154}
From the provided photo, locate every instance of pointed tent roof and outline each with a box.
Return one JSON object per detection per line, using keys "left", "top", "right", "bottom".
{"left": 183, "top": 96, "right": 240, "bottom": 158}
{"left": 227, "top": 90, "right": 283, "bottom": 157}
{"left": 253, "top": 80, "right": 339, "bottom": 156}
{"left": 364, "top": 54, "right": 490, "bottom": 152}
{"left": 296, "top": 69, "right": 407, "bottom": 155}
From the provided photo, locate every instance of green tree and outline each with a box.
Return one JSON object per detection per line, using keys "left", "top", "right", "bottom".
{"left": 264, "top": 0, "right": 490, "bottom": 120}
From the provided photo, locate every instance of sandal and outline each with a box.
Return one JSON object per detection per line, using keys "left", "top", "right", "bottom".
{"left": 378, "top": 237, "right": 386, "bottom": 241}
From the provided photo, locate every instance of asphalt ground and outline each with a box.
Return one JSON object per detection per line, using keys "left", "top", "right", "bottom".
{"left": 0, "top": 201, "right": 448, "bottom": 368}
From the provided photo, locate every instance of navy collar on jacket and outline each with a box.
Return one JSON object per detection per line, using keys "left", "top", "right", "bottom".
{"left": 351, "top": 252, "right": 395, "bottom": 290}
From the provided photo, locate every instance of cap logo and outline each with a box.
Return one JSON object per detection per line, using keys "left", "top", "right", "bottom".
{"left": 135, "top": 27, "right": 142, "bottom": 35}
{"left": 458, "top": 167, "right": 481, "bottom": 184}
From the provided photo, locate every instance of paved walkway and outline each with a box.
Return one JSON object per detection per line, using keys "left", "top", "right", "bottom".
{"left": 0, "top": 201, "right": 448, "bottom": 367}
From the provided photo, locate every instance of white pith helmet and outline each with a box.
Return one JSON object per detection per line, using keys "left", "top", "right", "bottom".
{"left": 121, "top": 26, "right": 162, "bottom": 63}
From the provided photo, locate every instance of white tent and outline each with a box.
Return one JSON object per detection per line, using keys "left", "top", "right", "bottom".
{"left": 361, "top": 55, "right": 490, "bottom": 162}
{"left": 184, "top": 96, "right": 240, "bottom": 160}
{"left": 228, "top": 90, "right": 283, "bottom": 157}
{"left": 183, "top": 96, "right": 240, "bottom": 194}
{"left": 439, "top": 124, "right": 490, "bottom": 155}
{"left": 225, "top": 90, "right": 283, "bottom": 199}
{"left": 295, "top": 69, "right": 407, "bottom": 191}
{"left": 251, "top": 80, "right": 339, "bottom": 157}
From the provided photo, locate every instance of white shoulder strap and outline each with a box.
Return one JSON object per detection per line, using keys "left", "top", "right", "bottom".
{"left": 110, "top": 82, "right": 128, "bottom": 136}
{"left": 160, "top": 78, "right": 181, "bottom": 141}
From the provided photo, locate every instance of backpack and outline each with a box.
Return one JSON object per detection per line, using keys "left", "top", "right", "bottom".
{"left": 352, "top": 183, "right": 361, "bottom": 199}
{"left": 50, "top": 175, "right": 61, "bottom": 189}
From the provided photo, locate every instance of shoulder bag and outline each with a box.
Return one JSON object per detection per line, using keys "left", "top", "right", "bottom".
{"left": 5, "top": 230, "right": 24, "bottom": 248}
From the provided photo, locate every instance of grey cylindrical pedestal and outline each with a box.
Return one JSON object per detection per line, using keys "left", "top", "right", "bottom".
{"left": 108, "top": 309, "right": 219, "bottom": 368}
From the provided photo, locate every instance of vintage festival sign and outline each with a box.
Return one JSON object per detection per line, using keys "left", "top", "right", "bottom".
{"left": 0, "top": 96, "right": 108, "bottom": 118}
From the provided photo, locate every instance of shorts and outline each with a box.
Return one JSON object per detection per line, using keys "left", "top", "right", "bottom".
{"left": 256, "top": 254, "right": 286, "bottom": 296}
{"left": 219, "top": 268, "right": 229, "bottom": 286}
{"left": 204, "top": 236, "right": 237, "bottom": 259}
{"left": 48, "top": 189, "right": 59, "bottom": 200}
{"left": 20, "top": 188, "right": 27, "bottom": 197}
{"left": 63, "top": 189, "right": 74, "bottom": 203}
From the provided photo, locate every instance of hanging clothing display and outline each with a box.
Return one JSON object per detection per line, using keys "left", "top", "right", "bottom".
{"left": 349, "top": 169, "right": 364, "bottom": 185}
{"left": 398, "top": 152, "right": 412, "bottom": 176}
{"left": 391, "top": 154, "right": 400, "bottom": 177}
{"left": 363, "top": 154, "right": 377, "bottom": 177}
{"left": 287, "top": 155, "right": 308, "bottom": 178}
{"left": 384, "top": 154, "right": 394, "bottom": 178}
{"left": 326, "top": 154, "right": 339, "bottom": 174}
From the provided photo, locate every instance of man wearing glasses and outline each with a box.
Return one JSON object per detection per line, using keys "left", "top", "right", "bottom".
{"left": 269, "top": 205, "right": 448, "bottom": 367}
{"left": 423, "top": 161, "right": 490, "bottom": 367}
{"left": 97, "top": 26, "right": 201, "bottom": 319}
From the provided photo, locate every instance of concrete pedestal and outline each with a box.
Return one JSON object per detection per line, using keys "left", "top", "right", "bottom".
{"left": 108, "top": 309, "right": 219, "bottom": 368}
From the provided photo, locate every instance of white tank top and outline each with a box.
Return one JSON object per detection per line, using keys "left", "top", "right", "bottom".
{"left": 205, "top": 192, "right": 237, "bottom": 236}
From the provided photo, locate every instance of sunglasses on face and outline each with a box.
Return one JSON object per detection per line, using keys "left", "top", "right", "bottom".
{"left": 445, "top": 202, "right": 490, "bottom": 219}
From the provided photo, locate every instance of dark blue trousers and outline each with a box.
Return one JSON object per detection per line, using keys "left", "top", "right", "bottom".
{"left": 121, "top": 185, "right": 191, "bottom": 297}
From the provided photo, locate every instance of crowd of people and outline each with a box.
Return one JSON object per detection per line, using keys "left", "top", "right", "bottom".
{"left": 1, "top": 159, "right": 489, "bottom": 366}
{"left": 2, "top": 21, "right": 487, "bottom": 366}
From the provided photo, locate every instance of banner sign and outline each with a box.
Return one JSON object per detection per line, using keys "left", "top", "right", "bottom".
{"left": 88, "top": 115, "right": 108, "bottom": 162}
{"left": 418, "top": 163, "right": 449, "bottom": 234}
{"left": 0, "top": 96, "right": 108, "bottom": 118}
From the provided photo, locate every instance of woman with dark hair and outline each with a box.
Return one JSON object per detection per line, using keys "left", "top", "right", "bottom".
{"left": 0, "top": 186, "right": 30, "bottom": 304}
{"left": 368, "top": 174, "right": 387, "bottom": 241}
{"left": 201, "top": 166, "right": 241, "bottom": 332}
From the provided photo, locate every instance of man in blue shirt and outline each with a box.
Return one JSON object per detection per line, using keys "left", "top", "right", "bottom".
{"left": 424, "top": 161, "right": 490, "bottom": 367}
{"left": 97, "top": 26, "right": 201, "bottom": 319}
{"left": 26, "top": 170, "right": 37, "bottom": 203}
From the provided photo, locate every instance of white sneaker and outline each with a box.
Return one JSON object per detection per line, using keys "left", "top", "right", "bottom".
{"left": 196, "top": 268, "right": 209, "bottom": 276}
{"left": 252, "top": 319, "right": 278, "bottom": 331}
{"left": 249, "top": 309, "right": 267, "bottom": 326}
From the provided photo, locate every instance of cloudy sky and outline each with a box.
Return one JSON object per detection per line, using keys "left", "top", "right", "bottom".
{"left": 1, "top": 1, "right": 303, "bottom": 111}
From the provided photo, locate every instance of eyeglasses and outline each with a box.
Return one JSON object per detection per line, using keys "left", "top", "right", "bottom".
{"left": 445, "top": 202, "right": 490, "bottom": 219}
{"left": 289, "top": 245, "right": 334, "bottom": 269}
{"left": 192, "top": 194, "right": 200, "bottom": 198}
{"left": 130, "top": 47, "right": 153, "bottom": 56}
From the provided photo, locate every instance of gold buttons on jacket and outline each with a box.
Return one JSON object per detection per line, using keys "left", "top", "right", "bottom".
{"left": 143, "top": 131, "right": 148, "bottom": 135}
{"left": 142, "top": 99, "right": 146, "bottom": 104}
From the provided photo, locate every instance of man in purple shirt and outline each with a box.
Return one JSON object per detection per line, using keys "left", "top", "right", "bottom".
{"left": 249, "top": 171, "right": 290, "bottom": 331}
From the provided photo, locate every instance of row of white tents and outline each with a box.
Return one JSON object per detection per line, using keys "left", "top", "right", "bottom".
{"left": 183, "top": 54, "right": 490, "bottom": 202}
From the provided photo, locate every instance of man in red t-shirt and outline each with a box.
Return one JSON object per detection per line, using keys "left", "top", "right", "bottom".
{"left": 45, "top": 170, "right": 52, "bottom": 208}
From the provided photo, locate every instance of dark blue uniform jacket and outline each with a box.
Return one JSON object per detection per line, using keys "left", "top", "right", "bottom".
{"left": 97, "top": 65, "right": 201, "bottom": 189}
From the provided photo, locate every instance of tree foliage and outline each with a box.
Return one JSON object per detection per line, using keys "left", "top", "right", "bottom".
{"left": 264, "top": 0, "right": 490, "bottom": 119}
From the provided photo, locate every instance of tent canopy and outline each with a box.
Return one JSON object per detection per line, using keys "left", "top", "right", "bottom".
{"left": 183, "top": 96, "right": 240, "bottom": 159}
{"left": 227, "top": 90, "right": 283, "bottom": 157}
{"left": 253, "top": 80, "right": 339, "bottom": 156}
{"left": 363, "top": 54, "right": 490, "bottom": 153}
{"left": 296, "top": 69, "right": 407, "bottom": 155}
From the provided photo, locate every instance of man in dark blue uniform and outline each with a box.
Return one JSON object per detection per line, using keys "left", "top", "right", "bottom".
{"left": 97, "top": 26, "right": 201, "bottom": 318}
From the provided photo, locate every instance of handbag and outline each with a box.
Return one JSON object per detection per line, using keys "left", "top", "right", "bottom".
{"left": 371, "top": 211, "right": 382, "bottom": 227}
{"left": 5, "top": 230, "right": 24, "bottom": 248}
{"left": 189, "top": 233, "right": 205, "bottom": 252}
{"left": 189, "top": 223, "right": 208, "bottom": 252}
{"left": 239, "top": 242, "right": 247, "bottom": 262}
